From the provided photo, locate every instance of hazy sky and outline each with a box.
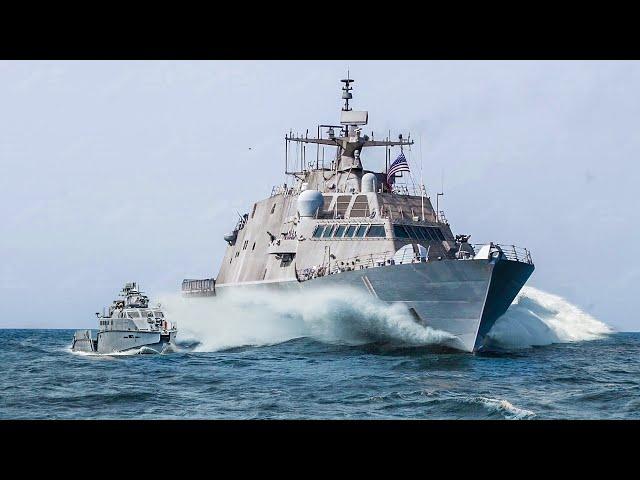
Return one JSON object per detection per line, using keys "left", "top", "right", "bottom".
{"left": 0, "top": 60, "right": 638, "bottom": 330}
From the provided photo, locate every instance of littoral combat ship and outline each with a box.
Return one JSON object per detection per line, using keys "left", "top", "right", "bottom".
{"left": 183, "top": 78, "right": 534, "bottom": 352}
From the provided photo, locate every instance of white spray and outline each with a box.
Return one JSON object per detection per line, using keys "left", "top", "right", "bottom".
{"left": 158, "top": 287, "right": 454, "bottom": 352}
{"left": 157, "top": 285, "right": 611, "bottom": 352}
{"left": 484, "top": 286, "right": 612, "bottom": 349}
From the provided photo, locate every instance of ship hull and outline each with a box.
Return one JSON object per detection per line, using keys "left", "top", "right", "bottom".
{"left": 72, "top": 330, "right": 177, "bottom": 354}
{"left": 216, "top": 258, "right": 534, "bottom": 352}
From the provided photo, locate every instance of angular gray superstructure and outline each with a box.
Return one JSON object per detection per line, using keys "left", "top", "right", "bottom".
{"left": 204, "top": 78, "right": 534, "bottom": 352}
{"left": 72, "top": 282, "right": 177, "bottom": 354}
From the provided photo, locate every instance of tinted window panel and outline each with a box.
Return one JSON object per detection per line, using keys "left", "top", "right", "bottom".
{"left": 334, "top": 225, "right": 346, "bottom": 237}
{"left": 416, "top": 226, "right": 430, "bottom": 241}
{"left": 313, "top": 226, "right": 324, "bottom": 238}
{"left": 345, "top": 225, "right": 357, "bottom": 237}
{"left": 322, "top": 225, "right": 334, "bottom": 238}
{"left": 421, "top": 227, "right": 435, "bottom": 241}
{"left": 406, "top": 226, "right": 420, "bottom": 239}
{"left": 366, "top": 225, "right": 386, "bottom": 238}
{"left": 393, "top": 225, "right": 409, "bottom": 238}
{"left": 433, "top": 228, "right": 445, "bottom": 241}
{"left": 355, "top": 225, "right": 367, "bottom": 237}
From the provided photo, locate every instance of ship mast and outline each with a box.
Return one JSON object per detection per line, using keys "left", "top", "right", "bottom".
{"left": 284, "top": 77, "right": 413, "bottom": 180}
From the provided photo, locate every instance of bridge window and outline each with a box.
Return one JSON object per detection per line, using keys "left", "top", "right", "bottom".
{"left": 355, "top": 225, "right": 367, "bottom": 237}
{"left": 418, "top": 227, "right": 433, "bottom": 240}
{"left": 322, "top": 225, "right": 334, "bottom": 238}
{"left": 391, "top": 225, "right": 447, "bottom": 241}
{"left": 393, "top": 225, "right": 409, "bottom": 239}
{"left": 345, "top": 225, "right": 357, "bottom": 237}
{"left": 403, "top": 225, "right": 418, "bottom": 239}
{"left": 416, "top": 227, "right": 430, "bottom": 241}
{"left": 270, "top": 204, "right": 276, "bottom": 214}
{"left": 334, "top": 225, "right": 346, "bottom": 237}
{"left": 433, "top": 228, "right": 446, "bottom": 241}
{"left": 366, "top": 225, "right": 386, "bottom": 238}
{"left": 312, "top": 225, "right": 324, "bottom": 238}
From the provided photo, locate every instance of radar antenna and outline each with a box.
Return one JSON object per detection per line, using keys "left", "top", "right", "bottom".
{"left": 341, "top": 73, "right": 354, "bottom": 112}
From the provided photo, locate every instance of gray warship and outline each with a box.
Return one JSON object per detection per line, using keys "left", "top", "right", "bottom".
{"left": 183, "top": 78, "right": 534, "bottom": 352}
{"left": 72, "top": 282, "right": 177, "bottom": 354}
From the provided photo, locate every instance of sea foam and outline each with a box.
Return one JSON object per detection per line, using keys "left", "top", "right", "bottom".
{"left": 158, "top": 287, "right": 453, "bottom": 352}
{"left": 157, "top": 285, "right": 611, "bottom": 352}
{"left": 484, "top": 286, "right": 611, "bottom": 349}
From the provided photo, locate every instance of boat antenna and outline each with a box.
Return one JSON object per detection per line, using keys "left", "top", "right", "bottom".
{"left": 341, "top": 71, "right": 353, "bottom": 112}
{"left": 340, "top": 72, "right": 354, "bottom": 138}
{"left": 436, "top": 170, "right": 444, "bottom": 223}
{"left": 419, "top": 132, "right": 425, "bottom": 221}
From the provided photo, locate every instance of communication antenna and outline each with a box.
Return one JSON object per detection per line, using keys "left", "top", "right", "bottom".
{"left": 419, "top": 133, "right": 425, "bottom": 221}
{"left": 436, "top": 170, "right": 444, "bottom": 223}
{"left": 341, "top": 71, "right": 354, "bottom": 112}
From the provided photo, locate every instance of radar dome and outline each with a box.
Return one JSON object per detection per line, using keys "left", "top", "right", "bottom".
{"left": 297, "top": 190, "right": 323, "bottom": 217}
{"left": 393, "top": 244, "right": 427, "bottom": 265}
{"left": 361, "top": 173, "right": 377, "bottom": 193}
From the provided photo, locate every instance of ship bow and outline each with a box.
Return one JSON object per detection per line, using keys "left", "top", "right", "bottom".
{"left": 472, "top": 259, "right": 535, "bottom": 351}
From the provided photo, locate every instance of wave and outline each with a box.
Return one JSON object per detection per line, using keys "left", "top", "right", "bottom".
{"left": 484, "top": 286, "right": 612, "bottom": 349}
{"left": 461, "top": 396, "right": 536, "bottom": 419}
{"left": 66, "top": 346, "right": 169, "bottom": 357}
{"left": 157, "top": 285, "right": 611, "bottom": 353}
{"left": 158, "top": 287, "right": 454, "bottom": 352}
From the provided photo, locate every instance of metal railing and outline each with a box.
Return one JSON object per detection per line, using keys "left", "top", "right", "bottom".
{"left": 296, "top": 250, "right": 398, "bottom": 281}
{"left": 470, "top": 243, "right": 533, "bottom": 265}
{"left": 390, "top": 184, "right": 425, "bottom": 196}
{"left": 295, "top": 242, "right": 533, "bottom": 282}
{"left": 182, "top": 278, "right": 216, "bottom": 296}
{"left": 270, "top": 184, "right": 297, "bottom": 197}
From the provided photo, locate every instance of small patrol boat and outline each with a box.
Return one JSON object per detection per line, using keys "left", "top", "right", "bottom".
{"left": 72, "top": 282, "right": 177, "bottom": 354}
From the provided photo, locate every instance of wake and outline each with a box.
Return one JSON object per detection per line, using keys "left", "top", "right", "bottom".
{"left": 157, "top": 286, "right": 611, "bottom": 352}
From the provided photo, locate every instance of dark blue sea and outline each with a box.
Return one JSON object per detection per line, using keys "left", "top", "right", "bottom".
{"left": 1, "top": 328, "right": 638, "bottom": 420}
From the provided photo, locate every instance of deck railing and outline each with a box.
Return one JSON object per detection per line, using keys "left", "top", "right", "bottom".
{"left": 295, "top": 243, "right": 533, "bottom": 282}
{"left": 182, "top": 278, "right": 217, "bottom": 296}
{"left": 470, "top": 243, "right": 533, "bottom": 265}
{"left": 296, "top": 250, "right": 399, "bottom": 281}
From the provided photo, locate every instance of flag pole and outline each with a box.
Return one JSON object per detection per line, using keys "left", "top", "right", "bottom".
{"left": 385, "top": 131, "right": 390, "bottom": 192}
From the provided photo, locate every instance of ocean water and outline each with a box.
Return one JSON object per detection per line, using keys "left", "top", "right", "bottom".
{"left": 1, "top": 287, "right": 638, "bottom": 420}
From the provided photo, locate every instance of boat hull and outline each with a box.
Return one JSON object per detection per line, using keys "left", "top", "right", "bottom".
{"left": 216, "top": 258, "right": 534, "bottom": 352}
{"left": 72, "top": 330, "right": 177, "bottom": 354}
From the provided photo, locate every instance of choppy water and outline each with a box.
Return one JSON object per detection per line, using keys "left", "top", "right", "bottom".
{"left": 1, "top": 287, "right": 638, "bottom": 419}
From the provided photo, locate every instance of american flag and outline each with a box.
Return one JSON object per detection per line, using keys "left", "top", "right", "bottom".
{"left": 387, "top": 151, "right": 410, "bottom": 184}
